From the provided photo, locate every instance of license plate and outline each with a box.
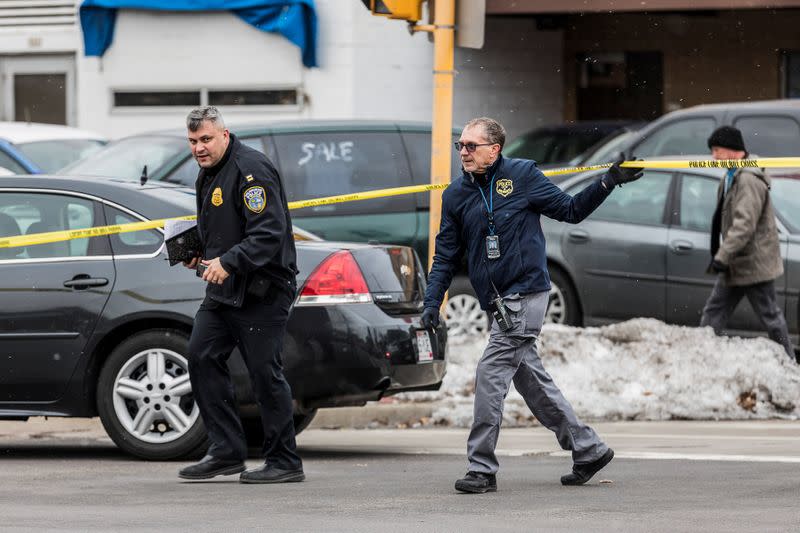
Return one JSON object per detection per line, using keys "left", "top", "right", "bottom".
{"left": 416, "top": 330, "right": 434, "bottom": 363}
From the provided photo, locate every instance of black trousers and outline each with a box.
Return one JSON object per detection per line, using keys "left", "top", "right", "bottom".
{"left": 188, "top": 286, "right": 301, "bottom": 468}
{"left": 700, "top": 277, "right": 794, "bottom": 359}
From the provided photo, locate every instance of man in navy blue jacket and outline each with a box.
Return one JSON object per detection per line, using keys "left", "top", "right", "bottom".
{"left": 422, "top": 117, "right": 642, "bottom": 493}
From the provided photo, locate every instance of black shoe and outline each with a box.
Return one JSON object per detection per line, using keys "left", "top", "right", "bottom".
{"left": 561, "top": 448, "right": 614, "bottom": 486}
{"left": 178, "top": 455, "right": 245, "bottom": 480}
{"left": 454, "top": 471, "right": 497, "bottom": 494}
{"left": 239, "top": 464, "right": 305, "bottom": 484}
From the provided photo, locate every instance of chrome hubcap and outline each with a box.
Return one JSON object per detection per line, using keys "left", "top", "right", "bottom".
{"left": 545, "top": 282, "right": 566, "bottom": 324}
{"left": 112, "top": 348, "right": 198, "bottom": 444}
{"left": 445, "top": 293, "right": 489, "bottom": 338}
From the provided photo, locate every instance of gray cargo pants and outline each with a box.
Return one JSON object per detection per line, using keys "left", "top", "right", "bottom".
{"left": 467, "top": 291, "right": 608, "bottom": 475}
{"left": 700, "top": 277, "right": 794, "bottom": 358}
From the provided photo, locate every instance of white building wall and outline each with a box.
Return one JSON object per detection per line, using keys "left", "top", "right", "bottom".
{"left": 76, "top": 10, "right": 304, "bottom": 138}
{"left": 72, "top": 6, "right": 562, "bottom": 141}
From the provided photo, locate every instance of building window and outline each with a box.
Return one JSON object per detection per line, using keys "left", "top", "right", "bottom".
{"left": 113, "top": 89, "right": 299, "bottom": 108}
{"left": 783, "top": 51, "right": 800, "bottom": 98}
{"left": 114, "top": 91, "right": 200, "bottom": 107}
{"left": 208, "top": 89, "right": 298, "bottom": 106}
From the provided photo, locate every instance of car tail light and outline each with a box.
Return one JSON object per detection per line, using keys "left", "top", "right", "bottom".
{"left": 296, "top": 250, "right": 372, "bottom": 306}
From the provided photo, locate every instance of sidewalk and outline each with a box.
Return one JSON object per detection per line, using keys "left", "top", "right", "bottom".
{"left": 2, "top": 404, "right": 800, "bottom": 463}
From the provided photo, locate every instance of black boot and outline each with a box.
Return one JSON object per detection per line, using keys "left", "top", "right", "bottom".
{"left": 561, "top": 448, "right": 614, "bottom": 486}
{"left": 240, "top": 464, "right": 305, "bottom": 484}
{"left": 178, "top": 455, "right": 245, "bottom": 480}
{"left": 454, "top": 471, "right": 497, "bottom": 493}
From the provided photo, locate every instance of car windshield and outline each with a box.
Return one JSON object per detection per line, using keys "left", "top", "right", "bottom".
{"left": 63, "top": 136, "right": 188, "bottom": 180}
{"left": 772, "top": 176, "right": 800, "bottom": 233}
{"left": 571, "top": 130, "right": 638, "bottom": 167}
{"left": 16, "top": 139, "right": 105, "bottom": 173}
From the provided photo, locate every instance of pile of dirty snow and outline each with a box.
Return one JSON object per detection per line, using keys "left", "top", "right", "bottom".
{"left": 398, "top": 319, "right": 800, "bottom": 427}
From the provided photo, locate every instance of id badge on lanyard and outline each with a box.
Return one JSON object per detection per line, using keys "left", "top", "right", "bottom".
{"left": 479, "top": 176, "right": 501, "bottom": 260}
{"left": 486, "top": 234, "right": 500, "bottom": 259}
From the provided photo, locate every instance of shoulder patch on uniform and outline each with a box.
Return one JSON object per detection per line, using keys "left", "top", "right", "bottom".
{"left": 496, "top": 178, "right": 513, "bottom": 197}
{"left": 211, "top": 187, "right": 223, "bottom": 206}
{"left": 245, "top": 174, "right": 254, "bottom": 182}
{"left": 243, "top": 186, "right": 266, "bottom": 213}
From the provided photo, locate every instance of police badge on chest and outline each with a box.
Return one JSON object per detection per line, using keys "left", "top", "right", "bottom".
{"left": 486, "top": 234, "right": 500, "bottom": 259}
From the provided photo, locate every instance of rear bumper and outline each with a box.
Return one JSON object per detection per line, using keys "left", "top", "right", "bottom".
{"left": 233, "top": 303, "right": 447, "bottom": 409}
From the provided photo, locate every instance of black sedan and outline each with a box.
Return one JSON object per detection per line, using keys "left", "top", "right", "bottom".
{"left": 0, "top": 176, "right": 447, "bottom": 459}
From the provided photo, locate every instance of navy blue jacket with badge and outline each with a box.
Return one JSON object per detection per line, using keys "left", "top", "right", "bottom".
{"left": 195, "top": 133, "right": 298, "bottom": 308}
{"left": 424, "top": 154, "right": 612, "bottom": 311}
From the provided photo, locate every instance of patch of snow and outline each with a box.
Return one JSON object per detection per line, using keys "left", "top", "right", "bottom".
{"left": 397, "top": 319, "right": 800, "bottom": 427}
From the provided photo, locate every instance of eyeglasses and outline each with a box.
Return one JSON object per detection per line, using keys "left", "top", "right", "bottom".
{"left": 454, "top": 142, "right": 494, "bottom": 153}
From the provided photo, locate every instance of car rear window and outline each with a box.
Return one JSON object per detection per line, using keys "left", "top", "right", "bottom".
{"left": 733, "top": 116, "right": 800, "bottom": 157}
{"left": 401, "top": 131, "right": 462, "bottom": 208}
{"left": 272, "top": 131, "right": 413, "bottom": 216}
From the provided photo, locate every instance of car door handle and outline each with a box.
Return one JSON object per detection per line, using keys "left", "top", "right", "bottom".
{"left": 567, "top": 229, "right": 590, "bottom": 243}
{"left": 670, "top": 240, "right": 694, "bottom": 254}
{"left": 63, "top": 276, "right": 109, "bottom": 289}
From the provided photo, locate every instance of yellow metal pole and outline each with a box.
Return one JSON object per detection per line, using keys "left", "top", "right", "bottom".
{"left": 427, "top": 0, "right": 455, "bottom": 310}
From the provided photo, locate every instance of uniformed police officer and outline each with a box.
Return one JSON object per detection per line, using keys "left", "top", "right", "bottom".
{"left": 422, "top": 117, "right": 643, "bottom": 493}
{"left": 178, "top": 106, "right": 304, "bottom": 484}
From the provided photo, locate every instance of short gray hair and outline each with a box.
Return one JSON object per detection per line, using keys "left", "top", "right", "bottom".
{"left": 465, "top": 117, "right": 506, "bottom": 149}
{"left": 186, "top": 105, "right": 225, "bottom": 131}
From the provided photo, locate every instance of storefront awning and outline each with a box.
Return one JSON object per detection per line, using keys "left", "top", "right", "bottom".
{"left": 80, "top": 0, "right": 318, "bottom": 68}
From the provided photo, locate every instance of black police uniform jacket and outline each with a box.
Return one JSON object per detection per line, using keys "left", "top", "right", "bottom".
{"left": 424, "top": 154, "right": 612, "bottom": 311}
{"left": 195, "top": 133, "right": 298, "bottom": 307}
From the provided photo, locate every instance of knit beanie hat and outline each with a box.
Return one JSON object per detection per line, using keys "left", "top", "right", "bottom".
{"left": 707, "top": 126, "right": 746, "bottom": 152}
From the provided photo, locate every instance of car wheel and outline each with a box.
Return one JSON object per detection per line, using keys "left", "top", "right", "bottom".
{"left": 546, "top": 267, "right": 581, "bottom": 326}
{"left": 445, "top": 277, "right": 490, "bottom": 338}
{"left": 96, "top": 329, "right": 207, "bottom": 461}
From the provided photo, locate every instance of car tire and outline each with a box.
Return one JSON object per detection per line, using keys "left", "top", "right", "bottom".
{"left": 243, "top": 410, "right": 318, "bottom": 448}
{"left": 96, "top": 329, "right": 208, "bottom": 461}
{"left": 547, "top": 266, "right": 582, "bottom": 326}
{"left": 445, "top": 276, "right": 490, "bottom": 338}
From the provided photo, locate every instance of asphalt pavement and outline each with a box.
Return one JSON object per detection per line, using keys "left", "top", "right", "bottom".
{"left": 1, "top": 418, "right": 800, "bottom": 532}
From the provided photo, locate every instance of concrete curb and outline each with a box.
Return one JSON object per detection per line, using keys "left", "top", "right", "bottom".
{"left": 309, "top": 402, "right": 436, "bottom": 429}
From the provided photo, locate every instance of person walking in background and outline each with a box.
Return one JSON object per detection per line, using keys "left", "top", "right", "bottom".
{"left": 701, "top": 126, "right": 795, "bottom": 361}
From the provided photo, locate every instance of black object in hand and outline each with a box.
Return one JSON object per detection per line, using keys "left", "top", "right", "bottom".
{"left": 421, "top": 307, "right": 439, "bottom": 329}
{"left": 710, "top": 259, "right": 729, "bottom": 273}
{"left": 605, "top": 156, "right": 644, "bottom": 187}
{"left": 165, "top": 225, "right": 202, "bottom": 266}
{"left": 196, "top": 262, "right": 207, "bottom": 277}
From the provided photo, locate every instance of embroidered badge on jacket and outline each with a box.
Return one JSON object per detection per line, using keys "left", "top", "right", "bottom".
{"left": 496, "top": 178, "right": 513, "bottom": 197}
{"left": 211, "top": 187, "right": 223, "bottom": 206}
{"left": 244, "top": 186, "right": 266, "bottom": 213}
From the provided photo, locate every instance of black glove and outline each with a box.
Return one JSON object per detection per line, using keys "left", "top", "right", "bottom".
{"left": 604, "top": 156, "right": 644, "bottom": 188}
{"left": 710, "top": 259, "right": 729, "bottom": 273}
{"left": 421, "top": 307, "right": 440, "bottom": 329}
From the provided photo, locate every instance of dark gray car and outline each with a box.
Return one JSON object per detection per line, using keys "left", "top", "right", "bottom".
{"left": 543, "top": 161, "right": 799, "bottom": 349}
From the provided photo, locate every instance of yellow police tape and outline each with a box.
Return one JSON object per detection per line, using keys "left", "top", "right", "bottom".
{"left": 2, "top": 157, "right": 800, "bottom": 250}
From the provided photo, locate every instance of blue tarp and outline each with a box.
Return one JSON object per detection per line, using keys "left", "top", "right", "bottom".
{"left": 80, "top": 0, "right": 318, "bottom": 67}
